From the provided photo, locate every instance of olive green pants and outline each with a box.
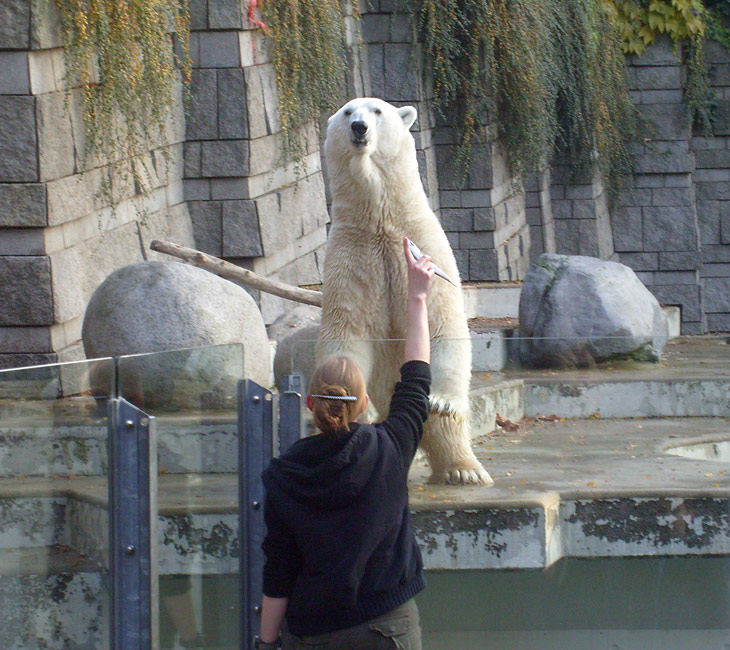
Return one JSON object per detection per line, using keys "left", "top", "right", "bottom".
{"left": 282, "top": 598, "right": 422, "bottom": 650}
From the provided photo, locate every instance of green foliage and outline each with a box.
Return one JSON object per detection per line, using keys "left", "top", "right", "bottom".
{"left": 54, "top": 0, "right": 191, "bottom": 205}
{"left": 706, "top": 3, "right": 730, "bottom": 51}
{"left": 411, "top": 0, "right": 639, "bottom": 191}
{"left": 610, "top": 0, "right": 705, "bottom": 55}
{"left": 610, "top": 1, "right": 718, "bottom": 134}
{"left": 685, "top": 35, "right": 717, "bottom": 133}
{"left": 260, "top": 0, "right": 357, "bottom": 169}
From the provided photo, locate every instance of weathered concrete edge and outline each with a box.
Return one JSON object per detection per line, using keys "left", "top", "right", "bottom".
{"left": 413, "top": 494, "right": 730, "bottom": 570}
{"left": 524, "top": 379, "right": 730, "bottom": 418}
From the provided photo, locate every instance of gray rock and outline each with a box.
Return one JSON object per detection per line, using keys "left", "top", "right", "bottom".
{"left": 518, "top": 254, "right": 668, "bottom": 367}
{"left": 268, "top": 306, "right": 321, "bottom": 390}
{"left": 82, "top": 261, "right": 270, "bottom": 409}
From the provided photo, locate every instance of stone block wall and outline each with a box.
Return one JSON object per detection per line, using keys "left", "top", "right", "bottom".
{"left": 615, "top": 38, "right": 704, "bottom": 334}
{"left": 525, "top": 167, "right": 556, "bottom": 263}
{"left": 2, "top": 8, "right": 730, "bottom": 373}
{"left": 550, "top": 157, "right": 616, "bottom": 261}
{"left": 0, "top": 0, "right": 195, "bottom": 368}
{"left": 360, "top": 1, "right": 440, "bottom": 208}
{"left": 695, "top": 40, "right": 730, "bottom": 332}
{"left": 184, "top": 0, "right": 330, "bottom": 324}
{"left": 549, "top": 37, "right": 718, "bottom": 334}
{"left": 360, "top": 1, "right": 532, "bottom": 284}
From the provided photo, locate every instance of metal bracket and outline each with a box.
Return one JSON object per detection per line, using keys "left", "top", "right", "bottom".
{"left": 239, "top": 380, "right": 274, "bottom": 650}
{"left": 278, "top": 374, "right": 303, "bottom": 454}
{"left": 108, "top": 398, "right": 158, "bottom": 650}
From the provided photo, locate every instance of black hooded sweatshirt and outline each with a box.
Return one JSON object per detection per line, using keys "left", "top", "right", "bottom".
{"left": 261, "top": 360, "right": 431, "bottom": 636}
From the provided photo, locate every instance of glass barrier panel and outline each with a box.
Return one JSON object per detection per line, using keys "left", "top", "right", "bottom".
{"left": 284, "top": 334, "right": 730, "bottom": 648}
{"left": 118, "top": 344, "right": 245, "bottom": 650}
{"left": 0, "top": 358, "right": 115, "bottom": 650}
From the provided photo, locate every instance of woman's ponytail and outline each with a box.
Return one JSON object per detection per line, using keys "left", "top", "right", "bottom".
{"left": 309, "top": 356, "right": 367, "bottom": 435}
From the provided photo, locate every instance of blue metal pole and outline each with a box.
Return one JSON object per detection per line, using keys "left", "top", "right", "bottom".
{"left": 278, "top": 375, "right": 303, "bottom": 454}
{"left": 239, "top": 380, "right": 274, "bottom": 650}
{"left": 108, "top": 398, "right": 158, "bottom": 650}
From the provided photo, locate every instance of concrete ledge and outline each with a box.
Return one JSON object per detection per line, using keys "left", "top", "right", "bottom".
{"left": 469, "top": 379, "right": 524, "bottom": 436}
{"left": 4, "top": 410, "right": 730, "bottom": 574}
{"left": 413, "top": 496, "right": 561, "bottom": 570}
{"left": 463, "top": 283, "right": 521, "bottom": 319}
{"left": 524, "top": 379, "right": 730, "bottom": 418}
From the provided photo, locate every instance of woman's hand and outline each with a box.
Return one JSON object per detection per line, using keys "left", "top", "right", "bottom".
{"left": 403, "top": 238, "right": 433, "bottom": 363}
{"left": 403, "top": 238, "right": 434, "bottom": 302}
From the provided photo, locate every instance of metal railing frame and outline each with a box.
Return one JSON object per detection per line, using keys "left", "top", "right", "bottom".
{"left": 239, "top": 375, "right": 302, "bottom": 650}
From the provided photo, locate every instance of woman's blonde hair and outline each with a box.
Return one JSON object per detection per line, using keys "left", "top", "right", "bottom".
{"left": 309, "top": 356, "right": 367, "bottom": 435}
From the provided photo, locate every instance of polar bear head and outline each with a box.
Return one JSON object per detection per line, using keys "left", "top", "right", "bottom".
{"left": 324, "top": 97, "right": 418, "bottom": 167}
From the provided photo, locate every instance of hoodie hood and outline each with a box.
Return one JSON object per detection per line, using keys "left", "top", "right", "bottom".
{"left": 262, "top": 424, "right": 379, "bottom": 510}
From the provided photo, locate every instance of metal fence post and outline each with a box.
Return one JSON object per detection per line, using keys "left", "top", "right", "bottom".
{"left": 239, "top": 380, "right": 274, "bottom": 650}
{"left": 108, "top": 398, "right": 158, "bottom": 650}
{"left": 279, "top": 375, "right": 303, "bottom": 454}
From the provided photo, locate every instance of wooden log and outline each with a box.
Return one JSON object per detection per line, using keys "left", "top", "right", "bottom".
{"left": 150, "top": 240, "right": 323, "bottom": 307}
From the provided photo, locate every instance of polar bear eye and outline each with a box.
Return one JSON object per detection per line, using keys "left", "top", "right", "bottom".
{"left": 344, "top": 109, "right": 352, "bottom": 116}
{"left": 374, "top": 108, "right": 382, "bottom": 115}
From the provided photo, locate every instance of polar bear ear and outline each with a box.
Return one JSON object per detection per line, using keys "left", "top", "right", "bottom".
{"left": 397, "top": 106, "right": 417, "bottom": 129}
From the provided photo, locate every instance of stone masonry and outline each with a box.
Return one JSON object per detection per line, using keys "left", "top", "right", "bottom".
{"left": 182, "top": 0, "right": 330, "bottom": 324}
{"left": 1, "top": 6, "right": 730, "bottom": 371}
{"left": 695, "top": 40, "right": 730, "bottom": 333}
{"left": 614, "top": 38, "right": 705, "bottom": 334}
{"left": 361, "top": 1, "right": 532, "bottom": 284}
{"left": 0, "top": 0, "right": 195, "bottom": 369}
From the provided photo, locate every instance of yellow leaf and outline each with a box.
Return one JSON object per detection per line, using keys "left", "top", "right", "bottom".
{"left": 648, "top": 13, "right": 664, "bottom": 31}
{"left": 587, "top": 481, "right": 596, "bottom": 487}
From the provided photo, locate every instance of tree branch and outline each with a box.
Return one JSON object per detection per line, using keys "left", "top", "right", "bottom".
{"left": 149, "top": 240, "right": 323, "bottom": 307}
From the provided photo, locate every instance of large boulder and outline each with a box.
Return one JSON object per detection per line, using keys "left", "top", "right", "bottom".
{"left": 518, "top": 254, "right": 668, "bottom": 367}
{"left": 82, "top": 261, "right": 270, "bottom": 409}
{"left": 268, "top": 305, "right": 321, "bottom": 390}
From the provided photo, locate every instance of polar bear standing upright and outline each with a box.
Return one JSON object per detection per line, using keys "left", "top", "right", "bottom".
{"left": 321, "top": 97, "right": 492, "bottom": 485}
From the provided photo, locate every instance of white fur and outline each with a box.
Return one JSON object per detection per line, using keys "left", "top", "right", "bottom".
{"left": 320, "top": 98, "right": 493, "bottom": 485}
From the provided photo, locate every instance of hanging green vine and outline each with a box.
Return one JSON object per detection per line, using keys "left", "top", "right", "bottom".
{"left": 411, "top": 0, "right": 640, "bottom": 192}
{"left": 610, "top": 0, "right": 717, "bottom": 133}
{"left": 54, "top": 0, "right": 191, "bottom": 206}
{"left": 258, "top": 0, "right": 358, "bottom": 169}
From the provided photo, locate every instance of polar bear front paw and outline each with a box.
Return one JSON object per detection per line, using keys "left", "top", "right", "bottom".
{"left": 430, "top": 461, "right": 494, "bottom": 486}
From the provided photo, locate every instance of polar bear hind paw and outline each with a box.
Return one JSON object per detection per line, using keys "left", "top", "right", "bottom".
{"left": 429, "top": 461, "right": 494, "bottom": 486}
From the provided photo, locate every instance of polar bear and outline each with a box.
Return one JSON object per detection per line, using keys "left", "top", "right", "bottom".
{"left": 320, "top": 97, "right": 492, "bottom": 485}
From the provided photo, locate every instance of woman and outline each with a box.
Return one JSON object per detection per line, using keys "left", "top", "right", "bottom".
{"left": 256, "top": 237, "right": 434, "bottom": 650}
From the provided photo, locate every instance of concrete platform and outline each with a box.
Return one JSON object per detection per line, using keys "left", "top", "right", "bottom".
{"left": 2, "top": 413, "right": 729, "bottom": 573}
{"left": 408, "top": 415, "right": 730, "bottom": 569}
{"left": 512, "top": 336, "right": 730, "bottom": 418}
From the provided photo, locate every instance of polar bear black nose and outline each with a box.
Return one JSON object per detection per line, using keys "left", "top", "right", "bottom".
{"left": 351, "top": 121, "right": 368, "bottom": 137}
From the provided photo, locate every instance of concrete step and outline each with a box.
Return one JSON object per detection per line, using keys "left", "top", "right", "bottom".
{"left": 463, "top": 282, "right": 521, "bottom": 319}
{"left": 469, "top": 379, "right": 524, "bottom": 437}
{"left": 0, "top": 475, "right": 239, "bottom": 577}
{"left": 0, "top": 548, "right": 105, "bottom": 650}
{"left": 524, "top": 377, "right": 730, "bottom": 419}
{"left": 0, "top": 418, "right": 238, "bottom": 478}
{"left": 0, "top": 492, "right": 108, "bottom": 568}
{"left": 408, "top": 415, "right": 730, "bottom": 570}
{"left": 519, "top": 337, "right": 730, "bottom": 419}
